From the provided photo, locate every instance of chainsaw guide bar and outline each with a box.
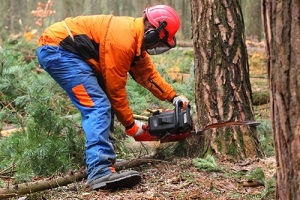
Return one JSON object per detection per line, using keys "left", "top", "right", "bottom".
{"left": 190, "top": 121, "right": 261, "bottom": 135}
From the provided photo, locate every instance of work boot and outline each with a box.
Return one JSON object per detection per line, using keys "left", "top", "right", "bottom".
{"left": 88, "top": 170, "right": 141, "bottom": 190}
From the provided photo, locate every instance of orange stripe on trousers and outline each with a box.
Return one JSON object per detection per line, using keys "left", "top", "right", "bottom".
{"left": 72, "top": 84, "right": 94, "bottom": 107}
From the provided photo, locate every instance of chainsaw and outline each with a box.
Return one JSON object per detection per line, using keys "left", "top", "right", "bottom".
{"left": 134, "top": 100, "right": 260, "bottom": 143}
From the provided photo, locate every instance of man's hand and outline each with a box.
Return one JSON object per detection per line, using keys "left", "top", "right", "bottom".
{"left": 125, "top": 120, "right": 145, "bottom": 136}
{"left": 125, "top": 120, "right": 159, "bottom": 141}
{"left": 172, "top": 95, "right": 189, "bottom": 109}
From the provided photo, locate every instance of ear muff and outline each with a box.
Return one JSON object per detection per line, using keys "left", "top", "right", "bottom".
{"left": 144, "top": 20, "right": 168, "bottom": 46}
{"left": 144, "top": 29, "right": 160, "bottom": 45}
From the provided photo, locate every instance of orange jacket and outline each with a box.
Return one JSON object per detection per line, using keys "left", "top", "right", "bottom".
{"left": 38, "top": 15, "right": 176, "bottom": 127}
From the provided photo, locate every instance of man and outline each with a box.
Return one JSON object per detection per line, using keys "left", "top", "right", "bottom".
{"left": 37, "top": 5, "right": 189, "bottom": 190}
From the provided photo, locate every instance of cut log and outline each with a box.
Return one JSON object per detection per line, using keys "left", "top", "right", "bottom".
{"left": 0, "top": 125, "right": 21, "bottom": 137}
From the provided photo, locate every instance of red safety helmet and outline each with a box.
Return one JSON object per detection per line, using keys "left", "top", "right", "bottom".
{"left": 144, "top": 5, "right": 180, "bottom": 47}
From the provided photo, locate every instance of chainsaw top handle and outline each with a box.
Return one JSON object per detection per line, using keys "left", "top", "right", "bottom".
{"left": 174, "top": 100, "right": 191, "bottom": 133}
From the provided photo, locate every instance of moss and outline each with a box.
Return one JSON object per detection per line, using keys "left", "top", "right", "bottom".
{"left": 236, "top": 128, "right": 246, "bottom": 156}
{"left": 216, "top": 132, "right": 223, "bottom": 153}
{"left": 223, "top": 130, "right": 236, "bottom": 156}
{"left": 204, "top": 147, "right": 212, "bottom": 158}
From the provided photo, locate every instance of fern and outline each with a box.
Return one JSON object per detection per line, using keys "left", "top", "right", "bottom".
{"left": 245, "top": 167, "right": 266, "bottom": 184}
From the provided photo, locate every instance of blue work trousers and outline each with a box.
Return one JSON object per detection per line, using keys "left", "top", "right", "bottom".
{"left": 37, "top": 45, "right": 116, "bottom": 182}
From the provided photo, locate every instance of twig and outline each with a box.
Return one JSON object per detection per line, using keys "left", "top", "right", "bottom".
{"left": 146, "top": 108, "right": 156, "bottom": 113}
{"left": 0, "top": 176, "right": 15, "bottom": 181}
{"left": 0, "top": 163, "right": 16, "bottom": 176}
{"left": 152, "top": 143, "right": 175, "bottom": 158}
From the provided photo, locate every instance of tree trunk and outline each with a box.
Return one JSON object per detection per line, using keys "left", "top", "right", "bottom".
{"left": 262, "top": 0, "right": 300, "bottom": 199}
{"left": 134, "top": 0, "right": 145, "bottom": 17}
{"left": 7, "top": 0, "right": 21, "bottom": 35}
{"left": 241, "top": 0, "right": 263, "bottom": 41}
{"left": 189, "top": 0, "right": 263, "bottom": 158}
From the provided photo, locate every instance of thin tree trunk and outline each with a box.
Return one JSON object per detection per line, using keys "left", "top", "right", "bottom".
{"left": 262, "top": 0, "right": 300, "bottom": 199}
{"left": 242, "top": 0, "right": 262, "bottom": 41}
{"left": 190, "top": 0, "right": 263, "bottom": 158}
{"left": 9, "top": 0, "right": 21, "bottom": 34}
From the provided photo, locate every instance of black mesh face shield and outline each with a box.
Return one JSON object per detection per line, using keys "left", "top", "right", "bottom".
{"left": 146, "top": 37, "right": 176, "bottom": 55}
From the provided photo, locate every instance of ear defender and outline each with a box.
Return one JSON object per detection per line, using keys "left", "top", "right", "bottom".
{"left": 144, "top": 20, "right": 168, "bottom": 45}
{"left": 144, "top": 29, "right": 160, "bottom": 45}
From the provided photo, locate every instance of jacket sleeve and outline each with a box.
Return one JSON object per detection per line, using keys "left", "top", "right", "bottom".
{"left": 129, "top": 53, "right": 177, "bottom": 102}
{"left": 103, "top": 42, "right": 135, "bottom": 127}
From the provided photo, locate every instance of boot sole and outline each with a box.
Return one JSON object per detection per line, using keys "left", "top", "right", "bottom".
{"left": 91, "top": 173, "right": 141, "bottom": 190}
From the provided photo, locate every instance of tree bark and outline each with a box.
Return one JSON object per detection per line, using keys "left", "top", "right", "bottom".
{"left": 262, "top": 0, "right": 300, "bottom": 199}
{"left": 189, "top": 0, "right": 263, "bottom": 158}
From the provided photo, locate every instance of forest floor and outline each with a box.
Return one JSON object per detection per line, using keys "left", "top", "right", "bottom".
{"left": 21, "top": 155, "right": 275, "bottom": 200}
{"left": 6, "top": 40, "right": 274, "bottom": 200}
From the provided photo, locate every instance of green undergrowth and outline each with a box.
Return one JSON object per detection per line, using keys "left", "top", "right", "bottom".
{"left": 0, "top": 40, "right": 84, "bottom": 186}
{"left": 192, "top": 156, "right": 222, "bottom": 172}
{"left": 192, "top": 155, "right": 275, "bottom": 199}
{"left": 256, "top": 119, "right": 274, "bottom": 157}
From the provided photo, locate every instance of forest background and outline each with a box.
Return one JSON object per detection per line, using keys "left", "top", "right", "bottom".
{"left": 0, "top": 0, "right": 263, "bottom": 44}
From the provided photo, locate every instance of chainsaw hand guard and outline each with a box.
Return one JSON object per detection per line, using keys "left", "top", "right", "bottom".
{"left": 133, "top": 124, "right": 160, "bottom": 141}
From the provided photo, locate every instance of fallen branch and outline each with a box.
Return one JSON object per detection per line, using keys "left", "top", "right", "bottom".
{"left": 241, "top": 180, "right": 265, "bottom": 187}
{"left": 0, "top": 172, "right": 86, "bottom": 199}
{"left": 133, "top": 114, "right": 149, "bottom": 121}
{"left": 0, "top": 157, "right": 160, "bottom": 199}
{"left": 0, "top": 125, "right": 20, "bottom": 137}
